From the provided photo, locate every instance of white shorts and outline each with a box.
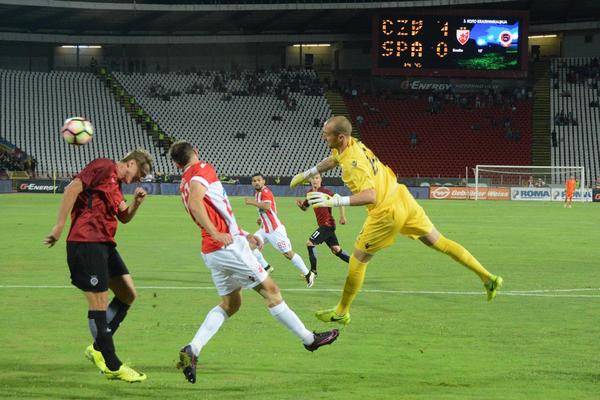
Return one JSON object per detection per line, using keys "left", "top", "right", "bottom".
{"left": 254, "top": 226, "right": 292, "bottom": 254}
{"left": 202, "top": 235, "right": 269, "bottom": 296}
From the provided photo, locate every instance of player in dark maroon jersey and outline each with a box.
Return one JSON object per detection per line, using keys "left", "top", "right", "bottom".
{"left": 43, "top": 149, "right": 152, "bottom": 383}
{"left": 296, "top": 173, "right": 350, "bottom": 276}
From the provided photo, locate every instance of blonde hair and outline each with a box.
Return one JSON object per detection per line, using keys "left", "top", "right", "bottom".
{"left": 122, "top": 148, "right": 153, "bottom": 177}
{"left": 325, "top": 115, "right": 353, "bottom": 136}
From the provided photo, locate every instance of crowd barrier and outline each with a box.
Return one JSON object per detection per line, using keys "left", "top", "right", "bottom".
{"left": 2, "top": 180, "right": 598, "bottom": 203}
{"left": 511, "top": 187, "right": 593, "bottom": 202}
{"left": 429, "top": 186, "right": 510, "bottom": 200}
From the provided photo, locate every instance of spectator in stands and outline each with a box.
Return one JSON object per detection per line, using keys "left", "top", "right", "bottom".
{"left": 535, "top": 178, "right": 547, "bottom": 188}
{"left": 528, "top": 176, "right": 535, "bottom": 188}
{"left": 551, "top": 130, "right": 558, "bottom": 147}
{"left": 410, "top": 132, "right": 417, "bottom": 149}
{"left": 513, "top": 130, "right": 521, "bottom": 143}
{"left": 594, "top": 178, "right": 600, "bottom": 189}
{"left": 356, "top": 115, "right": 364, "bottom": 126}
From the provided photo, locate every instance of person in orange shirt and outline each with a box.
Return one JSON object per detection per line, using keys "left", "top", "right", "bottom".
{"left": 565, "top": 176, "right": 577, "bottom": 208}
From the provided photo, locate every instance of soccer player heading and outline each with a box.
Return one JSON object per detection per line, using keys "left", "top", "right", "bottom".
{"left": 291, "top": 116, "right": 503, "bottom": 326}
{"left": 169, "top": 141, "right": 339, "bottom": 384}
{"left": 44, "top": 149, "right": 153, "bottom": 383}
{"left": 296, "top": 173, "right": 350, "bottom": 277}
{"left": 245, "top": 173, "right": 315, "bottom": 287}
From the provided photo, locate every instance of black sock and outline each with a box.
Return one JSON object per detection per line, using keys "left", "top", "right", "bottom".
{"left": 88, "top": 310, "right": 122, "bottom": 371}
{"left": 107, "top": 297, "right": 130, "bottom": 334}
{"left": 93, "top": 297, "right": 130, "bottom": 351}
{"left": 335, "top": 249, "right": 350, "bottom": 263}
{"left": 307, "top": 246, "right": 317, "bottom": 271}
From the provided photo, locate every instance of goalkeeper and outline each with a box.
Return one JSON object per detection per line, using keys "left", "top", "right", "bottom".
{"left": 291, "top": 116, "right": 503, "bottom": 326}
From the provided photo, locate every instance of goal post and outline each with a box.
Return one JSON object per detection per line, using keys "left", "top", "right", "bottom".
{"left": 474, "top": 165, "right": 585, "bottom": 201}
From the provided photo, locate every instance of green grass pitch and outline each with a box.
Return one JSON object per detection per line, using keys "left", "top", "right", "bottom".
{"left": 0, "top": 193, "right": 598, "bottom": 399}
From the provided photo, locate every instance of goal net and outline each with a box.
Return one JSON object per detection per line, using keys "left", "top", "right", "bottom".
{"left": 474, "top": 165, "right": 586, "bottom": 200}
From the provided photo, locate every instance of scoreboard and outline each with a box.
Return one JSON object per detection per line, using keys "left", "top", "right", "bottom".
{"left": 372, "top": 11, "right": 528, "bottom": 78}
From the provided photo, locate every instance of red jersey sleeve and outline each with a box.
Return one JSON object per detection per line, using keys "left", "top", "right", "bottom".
{"left": 261, "top": 188, "right": 274, "bottom": 208}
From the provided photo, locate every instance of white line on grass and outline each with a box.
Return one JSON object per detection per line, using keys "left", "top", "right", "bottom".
{"left": 0, "top": 285, "right": 599, "bottom": 298}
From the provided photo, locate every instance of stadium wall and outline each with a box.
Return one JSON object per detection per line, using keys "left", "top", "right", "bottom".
{"left": 562, "top": 32, "right": 600, "bottom": 57}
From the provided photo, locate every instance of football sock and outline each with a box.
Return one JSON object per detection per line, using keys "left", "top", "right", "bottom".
{"left": 290, "top": 253, "right": 310, "bottom": 275}
{"left": 107, "top": 297, "right": 130, "bottom": 335}
{"left": 269, "top": 301, "right": 314, "bottom": 345}
{"left": 252, "top": 249, "right": 270, "bottom": 269}
{"left": 88, "top": 310, "right": 122, "bottom": 371}
{"left": 335, "top": 255, "right": 368, "bottom": 316}
{"left": 190, "top": 305, "right": 228, "bottom": 356}
{"left": 430, "top": 234, "right": 490, "bottom": 282}
{"left": 335, "top": 249, "right": 350, "bottom": 263}
{"left": 307, "top": 246, "right": 317, "bottom": 271}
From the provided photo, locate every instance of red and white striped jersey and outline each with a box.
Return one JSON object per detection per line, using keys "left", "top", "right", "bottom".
{"left": 180, "top": 162, "right": 243, "bottom": 254}
{"left": 255, "top": 186, "right": 282, "bottom": 233}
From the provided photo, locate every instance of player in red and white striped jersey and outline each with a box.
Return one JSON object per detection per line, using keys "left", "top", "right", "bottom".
{"left": 169, "top": 141, "right": 339, "bottom": 384}
{"left": 245, "top": 173, "right": 315, "bottom": 287}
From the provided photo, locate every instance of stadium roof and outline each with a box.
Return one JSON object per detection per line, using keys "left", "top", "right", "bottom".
{"left": 0, "top": 0, "right": 598, "bottom": 37}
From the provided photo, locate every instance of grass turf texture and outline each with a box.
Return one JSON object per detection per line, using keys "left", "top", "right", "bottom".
{"left": 0, "top": 193, "right": 598, "bottom": 399}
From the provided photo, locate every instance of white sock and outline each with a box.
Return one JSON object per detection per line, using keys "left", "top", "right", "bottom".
{"left": 190, "top": 305, "right": 228, "bottom": 356}
{"left": 290, "top": 253, "right": 309, "bottom": 275}
{"left": 269, "top": 301, "right": 314, "bottom": 345}
{"left": 253, "top": 249, "right": 270, "bottom": 269}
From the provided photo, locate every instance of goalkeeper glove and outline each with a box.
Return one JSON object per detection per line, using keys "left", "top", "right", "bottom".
{"left": 290, "top": 166, "right": 319, "bottom": 188}
{"left": 307, "top": 192, "right": 350, "bottom": 208}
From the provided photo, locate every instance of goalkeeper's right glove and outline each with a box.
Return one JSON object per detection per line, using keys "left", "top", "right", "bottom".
{"left": 290, "top": 166, "right": 319, "bottom": 188}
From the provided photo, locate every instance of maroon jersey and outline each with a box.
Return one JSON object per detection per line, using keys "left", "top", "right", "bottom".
{"left": 67, "top": 159, "right": 124, "bottom": 244}
{"left": 303, "top": 186, "right": 335, "bottom": 227}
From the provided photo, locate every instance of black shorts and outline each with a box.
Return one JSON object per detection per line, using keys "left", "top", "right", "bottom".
{"left": 66, "top": 242, "right": 129, "bottom": 292}
{"left": 308, "top": 226, "right": 339, "bottom": 247}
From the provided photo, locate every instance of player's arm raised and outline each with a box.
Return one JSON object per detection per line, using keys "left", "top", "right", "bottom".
{"left": 117, "top": 187, "right": 147, "bottom": 224}
{"left": 307, "top": 188, "right": 375, "bottom": 208}
{"left": 188, "top": 180, "right": 233, "bottom": 246}
{"left": 290, "top": 156, "right": 338, "bottom": 188}
{"left": 44, "top": 178, "right": 84, "bottom": 247}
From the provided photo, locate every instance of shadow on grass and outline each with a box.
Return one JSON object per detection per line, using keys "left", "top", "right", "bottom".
{"left": 0, "top": 361, "right": 259, "bottom": 399}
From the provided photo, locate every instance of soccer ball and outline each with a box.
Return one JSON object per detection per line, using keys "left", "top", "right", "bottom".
{"left": 61, "top": 117, "right": 94, "bottom": 145}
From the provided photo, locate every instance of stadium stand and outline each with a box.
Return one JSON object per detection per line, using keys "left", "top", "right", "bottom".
{"left": 550, "top": 57, "right": 600, "bottom": 184}
{"left": 114, "top": 69, "right": 336, "bottom": 177}
{"left": 0, "top": 69, "right": 173, "bottom": 176}
{"left": 344, "top": 92, "right": 533, "bottom": 178}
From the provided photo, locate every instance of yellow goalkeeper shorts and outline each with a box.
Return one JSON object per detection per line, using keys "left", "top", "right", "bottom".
{"left": 354, "top": 185, "right": 434, "bottom": 254}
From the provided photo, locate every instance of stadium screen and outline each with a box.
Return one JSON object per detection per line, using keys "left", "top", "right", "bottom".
{"left": 372, "top": 12, "right": 528, "bottom": 78}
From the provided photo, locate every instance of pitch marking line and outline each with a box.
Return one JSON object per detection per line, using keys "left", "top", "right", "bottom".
{"left": 1, "top": 285, "right": 599, "bottom": 298}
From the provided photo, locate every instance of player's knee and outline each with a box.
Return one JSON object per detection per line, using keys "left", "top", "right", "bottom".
{"left": 283, "top": 251, "right": 294, "bottom": 260}
{"left": 220, "top": 300, "right": 241, "bottom": 316}
{"left": 306, "top": 240, "right": 314, "bottom": 247}
{"left": 330, "top": 246, "right": 341, "bottom": 254}
{"left": 118, "top": 288, "right": 137, "bottom": 305}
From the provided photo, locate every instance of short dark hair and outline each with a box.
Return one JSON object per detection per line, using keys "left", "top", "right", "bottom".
{"left": 251, "top": 173, "right": 264, "bottom": 179}
{"left": 121, "top": 149, "right": 153, "bottom": 177}
{"left": 169, "top": 141, "right": 194, "bottom": 166}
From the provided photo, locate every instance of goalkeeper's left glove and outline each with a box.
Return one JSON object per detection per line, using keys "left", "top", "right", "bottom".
{"left": 290, "top": 166, "right": 319, "bottom": 188}
{"left": 307, "top": 192, "right": 350, "bottom": 208}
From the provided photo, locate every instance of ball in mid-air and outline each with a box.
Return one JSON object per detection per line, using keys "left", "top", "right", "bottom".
{"left": 62, "top": 117, "right": 94, "bottom": 145}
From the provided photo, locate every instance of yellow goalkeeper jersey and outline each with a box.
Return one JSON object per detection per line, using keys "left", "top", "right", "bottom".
{"left": 332, "top": 137, "right": 399, "bottom": 212}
